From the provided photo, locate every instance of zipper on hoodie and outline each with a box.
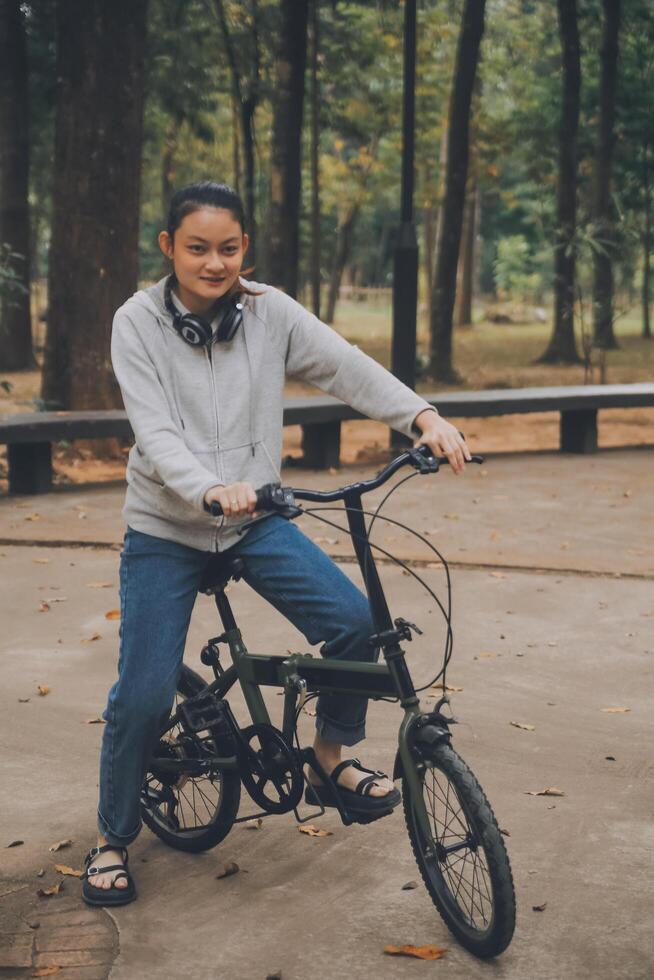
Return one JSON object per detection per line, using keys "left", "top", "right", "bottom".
{"left": 206, "top": 345, "right": 222, "bottom": 552}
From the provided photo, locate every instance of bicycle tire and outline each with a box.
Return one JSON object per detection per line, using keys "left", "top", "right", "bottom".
{"left": 402, "top": 741, "right": 516, "bottom": 958}
{"left": 141, "top": 664, "right": 241, "bottom": 853}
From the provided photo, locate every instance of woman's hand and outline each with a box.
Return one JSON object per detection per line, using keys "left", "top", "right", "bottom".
{"left": 413, "top": 408, "right": 472, "bottom": 475}
{"left": 204, "top": 481, "right": 258, "bottom": 518}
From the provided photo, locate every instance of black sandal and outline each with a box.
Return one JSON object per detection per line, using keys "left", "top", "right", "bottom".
{"left": 305, "top": 758, "right": 401, "bottom": 818}
{"left": 81, "top": 844, "right": 137, "bottom": 907}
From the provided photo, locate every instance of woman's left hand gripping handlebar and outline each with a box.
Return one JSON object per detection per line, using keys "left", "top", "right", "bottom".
{"left": 413, "top": 408, "right": 472, "bottom": 475}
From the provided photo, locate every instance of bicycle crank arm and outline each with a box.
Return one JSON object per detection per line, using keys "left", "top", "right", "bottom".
{"left": 152, "top": 755, "right": 238, "bottom": 776}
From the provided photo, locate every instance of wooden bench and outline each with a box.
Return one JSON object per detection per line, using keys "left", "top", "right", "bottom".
{"left": 1, "top": 383, "right": 652, "bottom": 494}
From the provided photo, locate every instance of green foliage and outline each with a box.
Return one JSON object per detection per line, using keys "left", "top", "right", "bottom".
{"left": 493, "top": 234, "right": 541, "bottom": 300}
{"left": 0, "top": 245, "right": 29, "bottom": 304}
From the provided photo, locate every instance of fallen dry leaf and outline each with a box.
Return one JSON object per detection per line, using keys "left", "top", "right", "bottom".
{"left": 38, "top": 602, "right": 50, "bottom": 613}
{"left": 37, "top": 685, "right": 50, "bottom": 696}
{"left": 243, "top": 818, "right": 263, "bottom": 830}
{"left": 605, "top": 755, "right": 616, "bottom": 761}
{"left": 87, "top": 581, "right": 113, "bottom": 589}
{"left": 489, "top": 571, "right": 506, "bottom": 579}
{"left": 302, "top": 706, "right": 317, "bottom": 717}
{"left": 215, "top": 861, "right": 239, "bottom": 880}
{"left": 33, "top": 558, "right": 50, "bottom": 564}
{"left": 478, "top": 651, "right": 498, "bottom": 658}
{"left": 42, "top": 596, "right": 67, "bottom": 604}
{"left": 32, "top": 967, "right": 61, "bottom": 977}
{"left": 49, "top": 839, "right": 72, "bottom": 852}
{"left": 24, "top": 512, "right": 41, "bottom": 522}
{"left": 314, "top": 536, "right": 338, "bottom": 545}
{"left": 18, "top": 698, "right": 31, "bottom": 703}
{"left": 532, "top": 902, "right": 548, "bottom": 912}
{"left": 37, "top": 883, "right": 63, "bottom": 897}
{"left": 430, "top": 682, "right": 464, "bottom": 693}
{"left": 384, "top": 944, "right": 447, "bottom": 961}
{"left": 6, "top": 840, "right": 24, "bottom": 847}
{"left": 53, "top": 864, "right": 82, "bottom": 877}
{"left": 81, "top": 632, "right": 102, "bottom": 644}
{"left": 105, "top": 609, "right": 121, "bottom": 620}
{"left": 297, "top": 824, "right": 333, "bottom": 838}
{"left": 84, "top": 717, "right": 106, "bottom": 725}
{"left": 601, "top": 707, "right": 631, "bottom": 714}
{"left": 510, "top": 721, "right": 536, "bottom": 732}
{"left": 401, "top": 880, "right": 418, "bottom": 890}
{"left": 526, "top": 788, "right": 565, "bottom": 798}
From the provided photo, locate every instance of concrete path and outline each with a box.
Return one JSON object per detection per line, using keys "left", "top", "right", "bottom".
{"left": 1, "top": 450, "right": 652, "bottom": 979}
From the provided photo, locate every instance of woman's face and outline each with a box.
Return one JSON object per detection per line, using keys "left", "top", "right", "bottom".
{"left": 158, "top": 207, "right": 249, "bottom": 313}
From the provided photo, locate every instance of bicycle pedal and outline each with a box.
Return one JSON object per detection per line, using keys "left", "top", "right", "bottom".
{"left": 178, "top": 692, "right": 230, "bottom": 735}
{"left": 351, "top": 808, "right": 395, "bottom": 825}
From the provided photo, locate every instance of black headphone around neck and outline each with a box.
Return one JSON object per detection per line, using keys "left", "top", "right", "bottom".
{"left": 163, "top": 274, "right": 244, "bottom": 347}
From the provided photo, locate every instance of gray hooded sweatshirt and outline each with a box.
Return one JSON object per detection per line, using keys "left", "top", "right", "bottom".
{"left": 110, "top": 275, "right": 437, "bottom": 552}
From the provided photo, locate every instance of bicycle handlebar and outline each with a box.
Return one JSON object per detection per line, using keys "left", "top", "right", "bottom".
{"left": 207, "top": 444, "right": 484, "bottom": 518}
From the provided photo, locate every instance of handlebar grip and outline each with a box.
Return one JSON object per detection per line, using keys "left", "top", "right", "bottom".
{"left": 207, "top": 483, "right": 293, "bottom": 518}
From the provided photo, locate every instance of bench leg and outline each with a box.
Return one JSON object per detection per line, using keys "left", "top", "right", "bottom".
{"left": 560, "top": 410, "right": 598, "bottom": 453}
{"left": 301, "top": 421, "right": 341, "bottom": 469}
{"left": 7, "top": 442, "right": 53, "bottom": 494}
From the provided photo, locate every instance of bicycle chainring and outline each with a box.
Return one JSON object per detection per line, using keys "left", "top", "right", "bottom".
{"left": 239, "top": 724, "right": 303, "bottom": 814}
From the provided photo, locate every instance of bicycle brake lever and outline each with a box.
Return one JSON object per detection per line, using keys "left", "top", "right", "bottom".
{"left": 408, "top": 447, "right": 440, "bottom": 474}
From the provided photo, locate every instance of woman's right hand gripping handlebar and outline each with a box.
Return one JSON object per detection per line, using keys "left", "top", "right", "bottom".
{"left": 203, "top": 482, "right": 259, "bottom": 519}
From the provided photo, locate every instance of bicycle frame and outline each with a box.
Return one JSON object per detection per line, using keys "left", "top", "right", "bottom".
{"left": 166, "top": 448, "right": 463, "bottom": 837}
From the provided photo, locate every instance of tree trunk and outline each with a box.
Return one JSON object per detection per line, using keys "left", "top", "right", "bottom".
{"left": 643, "top": 149, "right": 652, "bottom": 339}
{"left": 267, "top": 0, "right": 309, "bottom": 297}
{"left": 428, "top": 0, "right": 485, "bottom": 382}
{"left": 309, "top": 0, "right": 321, "bottom": 317}
{"left": 42, "top": 0, "right": 148, "bottom": 410}
{"left": 538, "top": 0, "right": 582, "bottom": 364}
{"left": 215, "top": 0, "right": 260, "bottom": 269}
{"left": 454, "top": 180, "right": 478, "bottom": 327}
{"left": 232, "top": 97, "right": 241, "bottom": 196}
{"left": 161, "top": 116, "right": 181, "bottom": 226}
{"left": 0, "top": 0, "right": 34, "bottom": 371}
{"left": 592, "top": 0, "right": 622, "bottom": 350}
{"left": 325, "top": 203, "right": 359, "bottom": 325}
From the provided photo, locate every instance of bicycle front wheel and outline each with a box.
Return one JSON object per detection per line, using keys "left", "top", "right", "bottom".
{"left": 141, "top": 664, "right": 241, "bottom": 853}
{"left": 403, "top": 742, "right": 516, "bottom": 958}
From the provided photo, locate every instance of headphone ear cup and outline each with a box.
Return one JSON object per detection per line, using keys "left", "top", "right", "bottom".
{"left": 215, "top": 300, "right": 244, "bottom": 342}
{"left": 177, "top": 314, "right": 214, "bottom": 347}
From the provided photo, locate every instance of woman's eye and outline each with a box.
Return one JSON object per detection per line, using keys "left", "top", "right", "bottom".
{"left": 189, "top": 245, "right": 205, "bottom": 253}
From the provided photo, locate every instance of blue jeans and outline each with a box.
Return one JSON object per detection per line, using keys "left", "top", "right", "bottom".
{"left": 97, "top": 517, "right": 377, "bottom": 846}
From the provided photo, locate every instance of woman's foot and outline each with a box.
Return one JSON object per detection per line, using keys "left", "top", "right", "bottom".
{"left": 86, "top": 838, "right": 128, "bottom": 891}
{"left": 308, "top": 734, "right": 395, "bottom": 797}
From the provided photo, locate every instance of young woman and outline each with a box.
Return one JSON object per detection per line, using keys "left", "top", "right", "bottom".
{"left": 81, "top": 181, "right": 470, "bottom": 906}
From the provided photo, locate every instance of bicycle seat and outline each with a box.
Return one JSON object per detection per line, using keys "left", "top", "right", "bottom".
{"left": 198, "top": 556, "right": 245, "bottom": 595}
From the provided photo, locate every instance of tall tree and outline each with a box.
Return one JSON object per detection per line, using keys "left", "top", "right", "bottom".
{"left": 267, "top": 0, "right": 309, "bottom": 297}
{"left": 214, "top": 0, "right": 263, "bottom": 270}
{"left": 538, "top": 0, "right": 582, "bottom": 364}
{"left": 42, "top": 0, "right": 148, "bottom": 409}
{"left": 429, "top": 0, "right": 485, "bottom": 382}
{"left": 592, "top": 0, "right": 622, "bottom": 349}
{"left": 0, "top": 0, "right": 34, "bottom": 371}
{"left": 309, "top": 0, "right": 322, "bottom": 316}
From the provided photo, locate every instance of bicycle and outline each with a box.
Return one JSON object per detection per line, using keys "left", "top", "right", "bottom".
{"left": 140, "top": 443, "right": 516, "bottom": 958}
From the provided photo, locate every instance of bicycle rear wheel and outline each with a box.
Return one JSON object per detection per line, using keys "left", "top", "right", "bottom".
{"left": 403, "top": 742, "right": 516, "bottom": 958}
{"left": 140, "top": 664, "right": 241, "bottom": 853}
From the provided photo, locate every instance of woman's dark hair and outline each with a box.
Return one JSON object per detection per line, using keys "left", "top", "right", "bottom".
{"left": 167, "top": 181, "right": 245, "bottom": 239}
{"left": 165, "top": 181, "right": 262, "bottom": 295}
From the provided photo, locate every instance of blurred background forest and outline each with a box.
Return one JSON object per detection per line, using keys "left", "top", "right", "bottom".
{"left": 0, "top": 0, "right": 653, "bottom": 437}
